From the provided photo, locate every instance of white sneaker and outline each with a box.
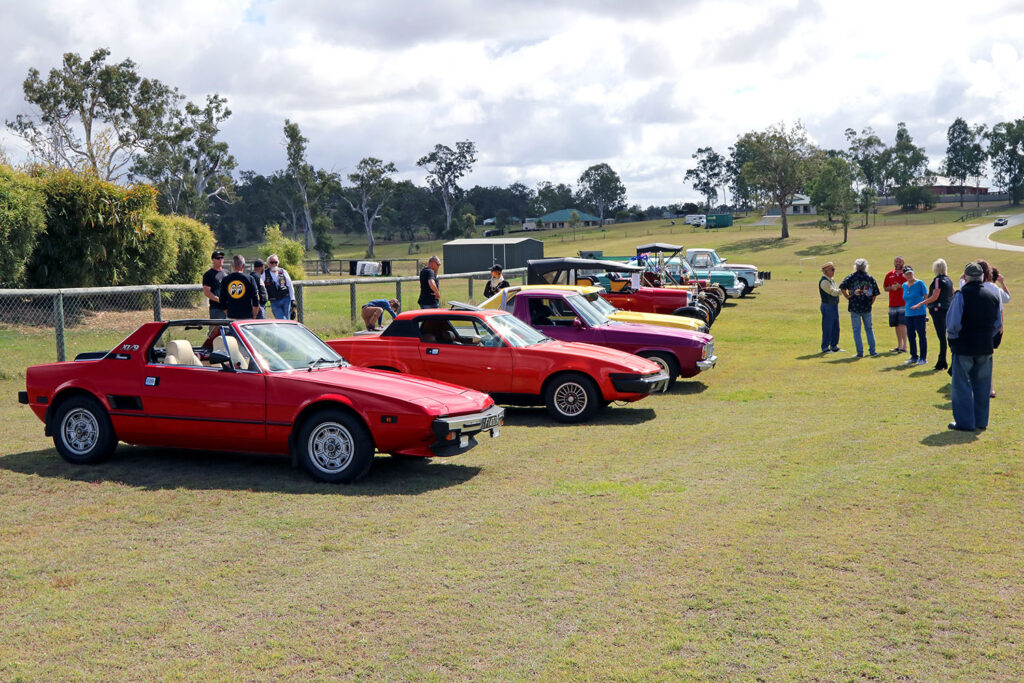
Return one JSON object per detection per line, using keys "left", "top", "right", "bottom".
{"left": 916, "top": 358, "right": 928, "bottom": 365}
{"left": 904, "top": 358, "right": 918, "bottom": 365}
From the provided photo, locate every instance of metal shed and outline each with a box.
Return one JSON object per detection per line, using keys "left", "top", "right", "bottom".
{"left": 442, "top": 238, "right": 544, "bottom": 274}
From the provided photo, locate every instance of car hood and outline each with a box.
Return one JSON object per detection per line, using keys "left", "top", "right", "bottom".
{"left": 608, "top": 310, "right": 704, "bottom": 331}
{"left": 548, "top": 340, "right": 664, "bottom": 373}
{"left": 275, "top": 366, "right": 492, "bottom": 414}
{"left": 602, "top": 321, "right": 712, "bottom": 344}
{"left": 720, "top": 263, "right": 757, "bottom": 271}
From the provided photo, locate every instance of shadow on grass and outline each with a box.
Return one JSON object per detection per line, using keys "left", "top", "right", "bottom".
{"left": 672, "top": 380, "right": 708, "bottom": 395}
{"left": 795, "top": 352, "right": 830, "bottom": 360}
{"left": 795, "top": 244, "right": 846, "bottom": 257}
{"left": 0, "top": 447, "right": 481, "bottom": 494}
{"left": 920, "top": 430, "right": 978, "bottom": 446}
{"left": 719, "top": 236, "right": 790, "bottom": 253}
{"left": 826, "top": 355, "right": 861, "bottom": 364}
{"left": 503, "top": 406, "right": 657, "bottom": 428}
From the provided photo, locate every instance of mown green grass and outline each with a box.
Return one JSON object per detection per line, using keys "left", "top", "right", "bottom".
{"left": 3, "top": 214, "right": 1024, "bottom": 680}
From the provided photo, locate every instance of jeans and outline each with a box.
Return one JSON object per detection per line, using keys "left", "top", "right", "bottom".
{"left": 907, "top": 314, "right": 927, "bottom": 360}
{"left": 929, "top": 308, "right": 947, "bottom": 363}
{"left": 270, "top": 298, "right": 291, "bottom": 320}
{"left": 950, "top": 353, "right": 993, "bottom": 429}
{"left": 849, "top": 311, "right": 876, "bottom": 355}
{"left": 419, "top": 301, "right": 440, "bottom": 310}
{"left": 820, "top": 302, "right": 839, "bottom": 351}
{"left": 209, "top": 308, "right": 227, "bottom": 320}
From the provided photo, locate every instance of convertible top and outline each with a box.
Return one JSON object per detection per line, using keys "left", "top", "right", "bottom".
{"left": 526, "top": 257, "right": 643, "bottom": 285}
{"left": 635, "top": 243, "right": 683, "bottom": 255}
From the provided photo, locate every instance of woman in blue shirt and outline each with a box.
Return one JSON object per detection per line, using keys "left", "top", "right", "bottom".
{"left": 902, "top": 265, "right": 928, "bottom": 365}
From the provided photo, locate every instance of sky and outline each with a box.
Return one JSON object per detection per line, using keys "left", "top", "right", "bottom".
{"left": 2, "top": 0, "right": 1024, "bottom": 207}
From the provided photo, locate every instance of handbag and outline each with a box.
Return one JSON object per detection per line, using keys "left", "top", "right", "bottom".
{"left": 993, "top": 330, "right": 1003, "bottom": 349}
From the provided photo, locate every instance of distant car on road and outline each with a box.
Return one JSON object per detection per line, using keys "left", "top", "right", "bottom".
{"left": 994, "top": 216, "right": 1009, "bottom": 226}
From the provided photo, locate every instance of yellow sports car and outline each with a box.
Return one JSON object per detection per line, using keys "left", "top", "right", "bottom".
{"left": 476, "top": 285, "right": 708, "bottom": 332}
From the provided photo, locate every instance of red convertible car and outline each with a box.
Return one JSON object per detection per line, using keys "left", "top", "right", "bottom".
{"left": 18, "top": 319, "right": 503, "bottom": 483}
{"left": 326, "top": 310, "right": 668, "bottom": 423}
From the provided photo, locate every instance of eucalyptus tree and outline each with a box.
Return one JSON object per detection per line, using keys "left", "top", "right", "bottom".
{"left": 343, "top": 157, "right": 398, "bottom": 258}
{"left": 577, "top": 162, "right": 626, "bottom": 225}
{"left": 942, "top": 118, "right": 986, "bottom": 206}
{"left": 417, "top": 140, "right": 477, "bottom": 236}
{"left": 684, "top": 147, "right": 725, "bottom": 210}
{"left": 7, "top": 48, "right": 178, "bottom": 181}
{"left": 987, "top": 119, "right": 1024, "bottom": 205}
{"left": 844, "top": 127, "right": 888, "bottom": 196}
{"left": 737, "top": 122, "right": 818, "bottom": 239}
{"left": 133, "top": 94, "right": 236, "bottom": 217}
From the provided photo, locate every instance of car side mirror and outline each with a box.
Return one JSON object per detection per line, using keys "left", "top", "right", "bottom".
{"left": 572, "top": 318, "right": 583, "bottom": 329}
{"left": 209, "top": 350, "right": 231, "bottom": 366}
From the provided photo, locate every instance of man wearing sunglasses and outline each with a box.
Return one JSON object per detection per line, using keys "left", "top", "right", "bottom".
{"left": 263, "top": 254, "right": 295, "bottom": 320}
{"left": 202, "top": 250, "right": 229, "bottom": 320}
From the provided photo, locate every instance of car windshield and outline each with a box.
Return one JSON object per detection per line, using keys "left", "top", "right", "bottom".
{"left": 238, "top": 322, "right": 349, "bottom": 372}
{"left": 584, "top": 292, "right": 619, "bottom": 315}
{"left": 487, "top": 313, "right": 551, "bottom": 347}
{"left": 565, "top": 293, "right": 609, "bottom": 327}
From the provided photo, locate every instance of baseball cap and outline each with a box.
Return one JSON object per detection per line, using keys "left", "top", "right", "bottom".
{"left": 212, "top": 250, "right": 225, "bottom": 259}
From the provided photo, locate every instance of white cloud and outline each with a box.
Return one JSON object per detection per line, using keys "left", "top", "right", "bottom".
{"left": 2, "top": 0, "right": 1024, "bottom": 205}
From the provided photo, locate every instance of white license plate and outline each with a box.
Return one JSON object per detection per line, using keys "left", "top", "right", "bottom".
{"left": 460, "top": 435, "right": 469, "bottom": 448}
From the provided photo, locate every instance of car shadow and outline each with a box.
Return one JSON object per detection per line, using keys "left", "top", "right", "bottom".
{"left": 502, "top": 406, "right": 658, "bottom": 428}
{"left": 920, "top": 430, "right": 978, "bottom": 446}
{"left": 672, "top": 380, "right": 708, "bottom": 395}
{"left": 0, "top": 447, "right": 481, "bottom": 494}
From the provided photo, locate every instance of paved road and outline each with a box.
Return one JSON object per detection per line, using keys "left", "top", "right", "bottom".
{"left": 947, "top": 213, "right": 1024, "bottom": 252}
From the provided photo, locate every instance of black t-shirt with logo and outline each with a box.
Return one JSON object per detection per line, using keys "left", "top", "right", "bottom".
{"left": 418, "top": 266, "right": 438, "bottom": 306}
{"left": 218, "top": 272, "right": 259, "bottom": 319}
{"left": 203, "top": 268, "right": 227, "bottom": 311}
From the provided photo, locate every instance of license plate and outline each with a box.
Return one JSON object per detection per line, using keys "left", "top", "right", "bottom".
{"left": 460, "top": 435, "right": 469, "bottom": 448}
{"left": 481, "top": 414, "right": 500, "bottom": 430}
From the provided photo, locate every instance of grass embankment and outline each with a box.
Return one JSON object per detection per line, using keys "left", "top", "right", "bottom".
{"left": 2, "top": 215, "right": 1023, "bottom": 680}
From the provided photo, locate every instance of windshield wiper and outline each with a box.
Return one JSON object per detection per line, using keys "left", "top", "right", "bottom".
{"left": 308, "top": 357, "right": 343, "bottom": 370}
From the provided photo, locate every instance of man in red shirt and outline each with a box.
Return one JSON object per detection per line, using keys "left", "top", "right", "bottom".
{"left": 883, "top": 256, "right": 908, "bottom": 353}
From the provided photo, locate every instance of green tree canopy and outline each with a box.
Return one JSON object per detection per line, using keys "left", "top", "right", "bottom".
{"left": 684, "top": 147, "right": 725, "bottom": 210}
{"left": 7, "top": 48, "right": 178, "bottom": 181}
{"left": 737, "top": 122, "right": 818, "bottom": 239}
{"left": 417, "top": 140, "right": 477, "bottom": 236}
{"left": 987, "top": 119, "right": 1024, "bottom": 205}
{"left": 577, "top": 163, "right": 626, "bottom": 225}
{"left": 343, "top": 157, "right": 397, "bottom": 258}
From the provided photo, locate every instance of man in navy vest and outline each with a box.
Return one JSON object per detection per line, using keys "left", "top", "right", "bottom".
{"left": 945, "top": 262, "right": 1001, "bottom": 431}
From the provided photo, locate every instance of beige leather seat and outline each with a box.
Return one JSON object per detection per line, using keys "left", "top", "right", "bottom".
{"left": 165, "top": 340, "right": 203, "bottom": 367}
{"left": 213, "top": 335, "right": 248, "bottom": 369}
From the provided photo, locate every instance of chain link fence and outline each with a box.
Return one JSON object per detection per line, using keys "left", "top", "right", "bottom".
{"left": 0, "top": 268, "right": 525, "bottom": 367}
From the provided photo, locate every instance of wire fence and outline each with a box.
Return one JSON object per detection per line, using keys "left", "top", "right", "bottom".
{"left": 0, "top": 268, "right": 526, "bottom": 365}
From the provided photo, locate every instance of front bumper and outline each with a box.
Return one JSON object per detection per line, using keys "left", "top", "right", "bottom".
{"left": 724, "top": 284, "right": 745, "bottom": 297}
{"left": 430, "top": 404, "right": 504, "bottom": 457}
{"left": 697, "top": 355, "right": 718, "bottom": 371}
{"left": 611, "top": 371, "right": 670, "bottom": 394}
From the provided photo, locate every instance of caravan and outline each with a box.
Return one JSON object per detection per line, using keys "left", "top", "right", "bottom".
{"left": 685, "top": 214, "right": 706, "bottom": 227}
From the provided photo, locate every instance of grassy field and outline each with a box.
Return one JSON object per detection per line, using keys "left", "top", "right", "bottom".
{"left": 3, "top": 212, "right": 1024, "bottom": 680}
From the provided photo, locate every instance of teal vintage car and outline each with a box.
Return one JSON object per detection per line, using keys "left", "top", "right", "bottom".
{"left": 632, "top": 243, "right": 744, "bottom": 298}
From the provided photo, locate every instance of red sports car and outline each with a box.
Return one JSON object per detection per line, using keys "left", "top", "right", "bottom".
{"left": 18, "top": 319, "right": 503, "bottom": 483}
{"left": 326, "top": 309, "right": 668, "bottom": 423}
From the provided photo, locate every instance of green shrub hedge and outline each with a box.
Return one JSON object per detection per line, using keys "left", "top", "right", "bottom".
{"left": 0, "top": 165, "right": 47, "bottom": 288}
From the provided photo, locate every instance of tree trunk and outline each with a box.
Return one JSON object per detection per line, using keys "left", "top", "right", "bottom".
{"left": 364, "top": 215, "right": 376, "bottom": 258}
{"left": 779, "top": 202, "right": 790, "bottom": 239}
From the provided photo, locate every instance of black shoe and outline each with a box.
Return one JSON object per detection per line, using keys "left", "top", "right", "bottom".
{"left": 948, "top": 422, "right": 974, "bottom": 432}
{"left": 933, "top": 360, "right": 948, "bottom": 371}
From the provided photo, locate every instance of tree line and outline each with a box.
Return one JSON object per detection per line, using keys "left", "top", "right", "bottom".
{"left": 8, "top": 48, "right": 1024, "bottom": 256}
{"left": 685, "top": 117, "right": 1024, "bottom": 242}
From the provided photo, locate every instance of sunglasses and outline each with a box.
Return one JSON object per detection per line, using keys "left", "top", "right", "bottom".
{"left": 268, "top": 261, "right": 279, "bottom": 264}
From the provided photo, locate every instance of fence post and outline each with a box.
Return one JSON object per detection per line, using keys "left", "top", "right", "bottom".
{"left": 54, "top": 291, "right": 66, "bottom": 362}
{"left": 350, "top": 282, "right": 357, "bottom": 321}
{"left": 153, "top": 287, "right": 162, "bottom": 321}
{"left": 295, "top": 284, "right": 304, "bottom": 324}
{"left": 395, "top": 280, "right": 402, "bottom": 307}
{"left": 468, "top": 275, "right": 474, "bottom": 300}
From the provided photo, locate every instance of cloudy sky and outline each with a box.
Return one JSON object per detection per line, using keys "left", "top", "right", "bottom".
{"left": 2, "top": 0, "right": 1024, "bottom": 207}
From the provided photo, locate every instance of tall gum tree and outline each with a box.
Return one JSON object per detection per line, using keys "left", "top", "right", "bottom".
{"left": 343, "top": 157, "right": 397, "bottom": 258}
{"left": 737, "top": 122, "right": 817, "bottom": 239}
{"left": 577, "top": 163, "right": 626, "bottom": 225}
{"left": 417, "top": 141, "right": 477, "bottom": 237}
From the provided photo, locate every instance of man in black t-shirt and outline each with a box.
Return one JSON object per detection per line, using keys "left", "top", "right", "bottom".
{"left": 202, "top": 250, "right": 228, "bottom": 319}
{"left": 218, "top": 255, "right": 259, "bottom": 319}
{"left": 418, "top": 255, "right": 441, "bottom": 308}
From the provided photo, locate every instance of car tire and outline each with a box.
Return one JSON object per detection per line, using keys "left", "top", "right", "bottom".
{"left": 295, "top": 409, "right": 374, "bottom": 483}
{"left": 639, "top": 351, "right": 679, "bottom": 390}
{"left": 739, "top": 279, "right": 751, "bottom": 297}
{"left": 52, "top": 394, "right": 117, "bottom": 464}
{"left": 673, "top": 306, "right": 709, "bottom": 326}
{"left": 697, "top": 301, "right": 716, "bottom": 325}
{"left": 705, "top": 287, "right": 726, "bottom": 306}
{"left": 544, "top": 372, "right": 600, "bottom": 423}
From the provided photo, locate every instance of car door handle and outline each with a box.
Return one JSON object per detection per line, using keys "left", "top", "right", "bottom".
{"left": 426, "top": 348, "right": 439, "bottom": 355}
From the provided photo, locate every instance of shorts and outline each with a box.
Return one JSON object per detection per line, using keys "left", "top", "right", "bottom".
{"left": 888, "top": 307, "right": 906, "bottom": 327}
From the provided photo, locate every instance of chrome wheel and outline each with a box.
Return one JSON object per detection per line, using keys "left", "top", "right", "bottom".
{"left": 61, "top": 408, "right": 99, "bottom": 456}
{"left": 307, "top": 421, "right": 355, "bottom": 474}
{"left": 645, "top": 356, "right": 672, "bottom": 392}
{"left": 553, "top": 381, "right": 588, "bottom": 417}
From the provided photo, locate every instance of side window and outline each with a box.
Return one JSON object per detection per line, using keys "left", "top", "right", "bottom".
{"left": 150, "top": 324, "right": 255, "bottom": 370}
{"left": 448, "top": 318, "right": 493, "bottom": 345}
{"left": 418, "top": 318, "right": 457, "bottom": 344}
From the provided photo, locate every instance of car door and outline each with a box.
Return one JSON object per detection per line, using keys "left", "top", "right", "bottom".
{"left": 416, "top": 316, "right": 513, "bottom": 394}
{"left": 137, "top": 325, "right": 267, "bottom": 449}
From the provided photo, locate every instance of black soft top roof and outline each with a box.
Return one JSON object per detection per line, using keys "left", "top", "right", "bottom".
{"left": 635, "top": 242, "right": 683, "bottom": 255}
{"left": 526, "top": 257, "right": 643, "bottom": 285}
